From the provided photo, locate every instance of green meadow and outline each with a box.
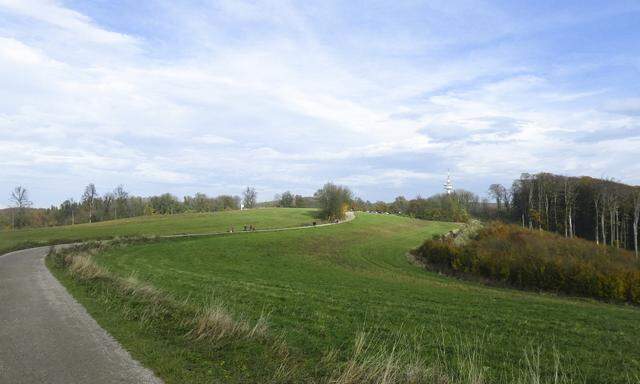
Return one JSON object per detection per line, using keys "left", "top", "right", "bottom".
{"left": 0, "top": 208, "right": 318, "bottom": 254}
{"left": 48, "top": 210, "right": 640, "bottom": 383}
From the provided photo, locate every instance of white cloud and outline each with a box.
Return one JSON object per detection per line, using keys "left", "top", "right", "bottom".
{"left": 197, "top": 135, "right": 235, "bottom": 145}
{"left": 0, "top": 1, "right": 638, "bottom": 206}
{"left": 0, "top": 0, "right": 135, "bottom": 44}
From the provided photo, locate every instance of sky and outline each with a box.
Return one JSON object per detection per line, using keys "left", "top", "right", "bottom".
{"left": 0, "top": 0, "right": 639, "bottom": 208}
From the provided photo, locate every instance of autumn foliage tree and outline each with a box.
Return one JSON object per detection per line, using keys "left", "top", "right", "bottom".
{"left": 314, "top": 182, "right": 352, "bottom": 220}
{"left": 413, "top": 221, "right": 640, "bottom": 304}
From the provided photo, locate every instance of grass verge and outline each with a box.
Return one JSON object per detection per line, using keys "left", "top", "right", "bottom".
{"left": 47, "top": 236, "right": 636, "bottom": 383}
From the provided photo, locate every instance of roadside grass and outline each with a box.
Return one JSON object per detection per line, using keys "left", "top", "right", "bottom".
{"left": 48, "top": 213, "right": 640, "bottom": 383}
{"left": 48, "top": 243, "right": 587, "bottom": 384}
{"left": 0, "top": 208, "right": 319, "bottom": 254}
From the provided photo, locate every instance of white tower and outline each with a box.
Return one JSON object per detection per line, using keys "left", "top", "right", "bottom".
{"left": 444, "top": 172, "right": 454, "bottom": 195}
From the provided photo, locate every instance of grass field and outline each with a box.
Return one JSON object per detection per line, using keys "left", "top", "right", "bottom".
{"left": 0, "top": 208, "right": 320, "bottom": 254}
{"left": 48, "top": 211, "right": 640, "bottom": 383}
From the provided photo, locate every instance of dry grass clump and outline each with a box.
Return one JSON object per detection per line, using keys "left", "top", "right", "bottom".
{"left": 512, "top": 346, "right": 580, "bottom": 384}
{"left": 67, "top": 254, "right": 109, "bottom": 281}
{"left": 188, "top": 302, "right": 270, "bottom": 342}
{"left": 329, "top": 331, "right": 448, "bottom": 384}
{"left": 120, "top": 273, "right": 163, "bottom": 301}
{"left": 329, "top": 331, "right": 583, "bottom": 384}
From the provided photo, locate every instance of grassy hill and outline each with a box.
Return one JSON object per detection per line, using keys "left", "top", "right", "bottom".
{"left": 0, "top": 208, "right": 320, "bottom": 254}
{"left": 47, "top": 211, "right": 640, "bottom": 383}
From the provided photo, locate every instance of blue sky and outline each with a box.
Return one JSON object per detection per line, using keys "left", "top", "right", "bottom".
{"left": 0, "top": 0, "right": 639, "bottom": 207}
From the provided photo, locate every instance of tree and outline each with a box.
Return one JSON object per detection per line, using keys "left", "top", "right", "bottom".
{"left": 59, "top": 198, "right": 77, "bottom": 225}
{"left": 243, "top": 187, "right": 257, "bottom": 209}
{"left": 150, "top": 193, "right": 180, "bottom": 214}
{"left": 113, "top": 185, "right": 128, "bottom": 219}
{"left": 314, "top": 182, "right": 352, "bottom": 220}
{"left": 293, "top": 194, "right": 305, "bottom": 208}
{"left": 633, "top": 189, "right": 640, "bottom": 259}
{"left": 9, "top": 186, "right": 32, "bottom": 229}
{"left": 102, "top": 192, "right": 114, "bottom": 221}
{"left": 488, "top": 184, "right": 506, "bottom": 211}
{"left": 278, "top": 191, "right": 294, "bottom": 207}
{"left": 82, "top": 183, "right": 98, "bottom": 223}
{"left": 188, "top": 192, "right": 212, "bottom": 212}
{"left": 563, "top": 178, "right": 576, "bottom": 238}
{"left": 390, "top": 196, "right": 408, "bottom": 214}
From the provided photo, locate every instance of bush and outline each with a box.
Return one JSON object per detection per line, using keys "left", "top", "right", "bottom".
{"left": 413, "top": 222, "right": 640, "bottom": 304}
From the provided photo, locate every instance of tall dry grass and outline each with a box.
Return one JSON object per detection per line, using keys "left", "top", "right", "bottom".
{"left": 327, "top": 330, "right": 587, "bottom": 384}
{"left": 187, "top": 302, "right": 269, "bottom": 342}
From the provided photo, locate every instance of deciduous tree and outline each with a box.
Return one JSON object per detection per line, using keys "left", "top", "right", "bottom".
{"left": 243, "top": 187, "right": 257, "bottom": 209}
{"left": 82, "top": 183, "right": 98, "bottom": 223}
{"left": 314, "top": 182, "right": 352, "bottom": 220}
{"left": 9, "top": 186, "right": 32, "bottom": 229}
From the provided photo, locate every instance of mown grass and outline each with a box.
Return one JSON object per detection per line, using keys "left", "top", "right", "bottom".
{"left": 48, "top": 213, "right": 640, "bottom": 383}
{"left": 0, "top": 208, "right": 319, "bottom": 254}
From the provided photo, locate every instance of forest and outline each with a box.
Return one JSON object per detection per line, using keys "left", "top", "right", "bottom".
{"left": 490, "top": 173, "right": 640, "bottom": 256}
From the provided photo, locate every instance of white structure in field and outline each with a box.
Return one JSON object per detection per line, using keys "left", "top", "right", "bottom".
{"left": 444, "top": 172, "right": 454, "bottom": 195}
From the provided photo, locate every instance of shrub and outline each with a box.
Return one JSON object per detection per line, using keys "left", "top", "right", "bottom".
{"left": 413, "top": 222, "right": 640, "bottom": 304}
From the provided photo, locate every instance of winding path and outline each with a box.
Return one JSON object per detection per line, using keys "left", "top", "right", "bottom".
{"left": 0, "top": 212, "right": 355, "bottom": 383}
{"left": 0, "top": 246, "right": 162, "bottom": 384}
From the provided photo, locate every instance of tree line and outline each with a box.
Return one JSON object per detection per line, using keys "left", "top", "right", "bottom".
{"left": 489, "top": 173, "right": 640, "bottom": 258}
{"left": 349, "top": 190, "right": 490, "bottom": 223}
{"left": 1, "top": 184, "right": 253, "bottom": 230}
{"left": 1, "top": 182, "right": 356, "bottom": 230}
{"left": 274, "top": 186, "right": 484, "bottom": 223}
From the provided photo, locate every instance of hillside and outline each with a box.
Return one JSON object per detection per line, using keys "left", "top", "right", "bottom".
{"left": 47, "top": 212, "right": 640, "bottom": 383}
{"left": 0, "top": 208, "right": 320, "bottom": 254}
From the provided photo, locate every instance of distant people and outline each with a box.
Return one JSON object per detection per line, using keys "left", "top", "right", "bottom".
{"left": 243, "top": 225, "right": 247, "bottom": 231}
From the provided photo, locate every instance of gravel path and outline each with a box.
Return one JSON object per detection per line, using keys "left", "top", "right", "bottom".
{"left": 0, "top": 246, "right": 162, "bottom": 384}
{"left": 160, "top": 210, "right": 355, "bottom": 239}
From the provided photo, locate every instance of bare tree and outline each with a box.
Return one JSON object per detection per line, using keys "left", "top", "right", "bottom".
{"left": 113, "top": 185, "right": 128, "bottom": 219}
{"left": 563, "top": 178, "right": 576, "bottom": 238}
{"left": 9, "top": 186, "right": 32, "bottom": 230}
{"left": 82, "top": 183, "right": 98, "bottom": 223}
{"left": 488, "top": 184, "right": 505, "bottom": 211}
{"left": 242, "top": 187, "right": 257, "bottom": 209}
{"left": 633, "top": 189, "right": 640, "bottom": 259}
{"left": 593, "top": 193, "right": 600, "bottom": 244}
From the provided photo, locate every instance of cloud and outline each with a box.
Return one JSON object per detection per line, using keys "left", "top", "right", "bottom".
{"left": 604, "top": 98, "right": 640, "bottom": 115}
{"left": 196, "top": 135, "right": 235, "bottom": 145}
{"left": 0, "top": 0, "right": 639, "bottom": 206}
{"left": 0, "top": 0, "right": 135, "bottom": 44}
